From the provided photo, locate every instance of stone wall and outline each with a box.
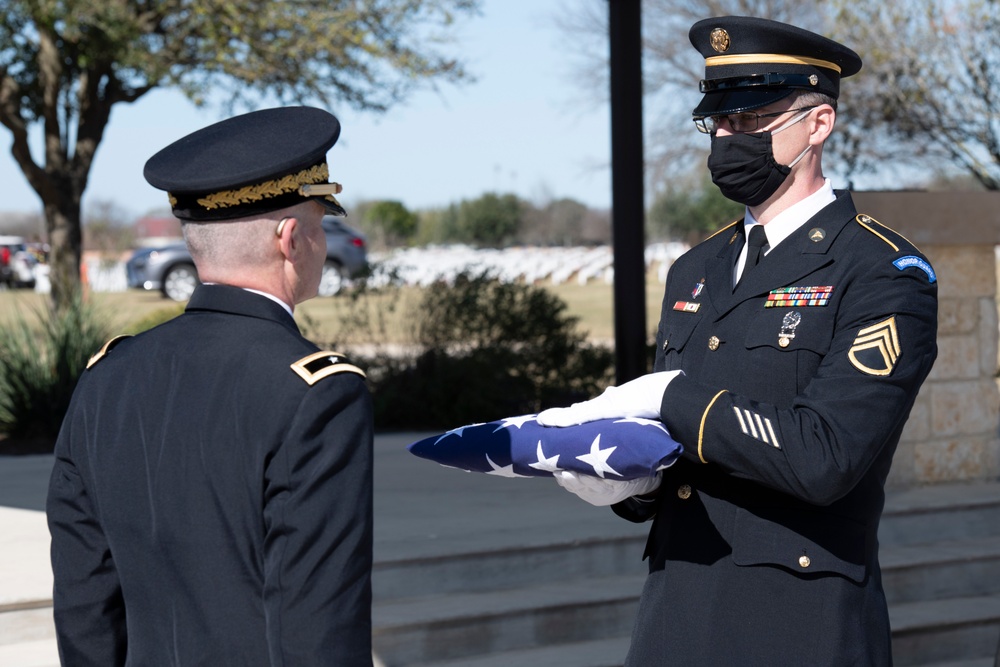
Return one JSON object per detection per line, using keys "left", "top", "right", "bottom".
{"left": 852, "top": 192, "right": 1000, "bottom": 488}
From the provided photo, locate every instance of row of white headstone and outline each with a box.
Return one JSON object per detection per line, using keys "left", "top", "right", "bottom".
{"left": 80, "top": 242, "right": 690, "bottom": 293}
{"left": 369, "top": 241, "right": 689, "bottom": 288}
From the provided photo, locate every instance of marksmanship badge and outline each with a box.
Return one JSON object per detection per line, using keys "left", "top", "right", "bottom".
{"left": 778, "top": 311, "right": 801, "bottom": 348}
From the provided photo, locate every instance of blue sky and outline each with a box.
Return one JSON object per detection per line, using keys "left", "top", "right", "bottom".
{"left": 0, "top": 0, "right": 614, "bottom": 220}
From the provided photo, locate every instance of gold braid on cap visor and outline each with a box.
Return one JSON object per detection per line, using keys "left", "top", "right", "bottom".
{"left": 177, "top": 163, "right": 343, "bottom": 211}
{"left": 705, "top": 53, "right": 842, "bottom": 73}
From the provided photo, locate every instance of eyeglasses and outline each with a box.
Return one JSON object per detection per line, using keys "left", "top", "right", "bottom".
{"left": 694, "top": 106, "right": 817, "bottom": 134}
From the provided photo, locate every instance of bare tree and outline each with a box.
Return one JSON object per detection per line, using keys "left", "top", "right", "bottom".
{"left": 558, "top": 1, "right": 1000, "bottom": 195}
{"left": 84, "top": 199, "right": 135, "bottom": 256}
{"left": 826, "top": 0, "right": 1000, "bottom": 190}
{"left": 555, "top": 0, "right": 810, "bottom": 187}
{"left": 0, "top": 0, "right": 480, "bottom": 309}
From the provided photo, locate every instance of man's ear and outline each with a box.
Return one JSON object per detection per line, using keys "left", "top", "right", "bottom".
{"left": 276, "top": 216, "right": 298, "bottom": 260}
{"left": 810, "top": 105, "right": 836, "bottom": 145}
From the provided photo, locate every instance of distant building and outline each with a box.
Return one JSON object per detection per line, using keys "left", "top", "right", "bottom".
{"left": 133, "top": 215, "right": 181, "bottom": 244}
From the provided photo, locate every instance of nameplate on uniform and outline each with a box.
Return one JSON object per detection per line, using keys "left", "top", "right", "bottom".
{"left": 673, "top": 301, "right": 701, "bottom": 313}
{"left": 765, "top": 286, "right": 833, "bottom": 308}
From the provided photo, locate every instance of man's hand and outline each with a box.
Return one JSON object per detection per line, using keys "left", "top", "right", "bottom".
{"left": 554, "top": 470, "right": 662, "bottom": 506}
{"left": 537, "top": 371, "right": 682, "bottom": 427}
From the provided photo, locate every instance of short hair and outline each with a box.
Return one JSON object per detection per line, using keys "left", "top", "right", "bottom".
{"left": 182, "top": 215, "right": 277, "bottom": 272}
{"left": 795, "top": 90, "right": 838, "bottom": 112}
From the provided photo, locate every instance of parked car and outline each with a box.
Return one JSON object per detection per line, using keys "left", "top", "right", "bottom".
{"left": 0, "top": 236, "right": 40, "bottom": 289}
{"left": 126, "top": 216, "right": 368, "bottom": 301}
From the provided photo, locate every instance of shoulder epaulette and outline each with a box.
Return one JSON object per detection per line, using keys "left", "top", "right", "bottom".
{"left": 290, "top": 351, "right": 366, "bottom": 385}
{"left": 86, "top": 335, "right": 133, "bottom": 369}
{"left": 704, "top": 218, "right": 743, "bottom": 243}
{"left": 855, "top": 213, "right": 920, "bottom": 253}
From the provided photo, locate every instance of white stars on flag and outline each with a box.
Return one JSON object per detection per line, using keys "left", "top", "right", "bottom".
{"left": 528, "top": 440, "right": 563, "bottom": 473}
{"left": 614, "top": 417, "right": 670, "bottom": 435}
{"left": 434, "top": 422, "right": 485, "bottom": 445}
{"left": 485, "top": 453, "right": 529, "bottom": 478}
{"left": 407, "top": 415, "right": 682, "bottom": 481}
{"left": 575, "top": 434, "right": 622, "bottom": 478}
{"left": 493, "top": 414, "right": 538, "bottom": 432}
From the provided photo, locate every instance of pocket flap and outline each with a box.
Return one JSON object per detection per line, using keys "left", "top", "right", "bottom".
{"left": 661, "top": 315, "right": 699, "bottom": 354}
{"left": 732, "top": 507, "right": 868, "bottom": 583}
{"left": 744, "top": 309, "right": 834, "bottom": 355}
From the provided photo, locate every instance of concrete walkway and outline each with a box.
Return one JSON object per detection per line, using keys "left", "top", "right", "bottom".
{"left": 0, "top": 432, "right": 640, "bottom": 666}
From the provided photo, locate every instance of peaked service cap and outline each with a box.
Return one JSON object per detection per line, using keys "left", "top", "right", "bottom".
{"left": 144, "top": 106, "right": 347, "bottom": 221}
{"left": 689, "top": 16, "right": 862, "bottom": 117}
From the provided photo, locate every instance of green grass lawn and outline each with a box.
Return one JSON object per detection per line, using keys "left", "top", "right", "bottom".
{"left": 0, "top": 273, "right": 668, "bottom": 348}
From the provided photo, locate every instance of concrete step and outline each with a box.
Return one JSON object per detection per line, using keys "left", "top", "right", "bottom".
{"left": 372, "top": 481, "right": 1000, "bottom": 605}
{"left": 920, "top": 659, "right": 996, "bottom": 667}
{"left": 883, "top": 535, "right": 1000, "bottom": 604}
{"left": 406, "top": 636, "right": 631, "bottom": 667}
{"left": 0, "top": 604, "right": 55, "bottom": 647}
{"left": 880, "top": 482, "right": 1000, "bottom": 548}
{"left": 373, "top": 534, "right": 645, "bottom": 601}
{"left": 372, "top": 574, "right": 644, "bottom": 666}
{"left": 0, "top": 603, "right": 58, "bottom": 667}
{"left": 890, "top": 593, "right": 1000, "bottom": 666}
{"left": 0, "top": 638, "right": 59, "bottom": 667}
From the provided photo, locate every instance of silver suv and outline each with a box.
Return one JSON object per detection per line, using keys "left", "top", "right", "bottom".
{"left": 126, "top": 217, "right": 368, "bottom": 301}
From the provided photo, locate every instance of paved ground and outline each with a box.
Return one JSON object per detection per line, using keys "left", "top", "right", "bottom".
{"left": 0, "top": 432, "right": 642, "bottom": 665}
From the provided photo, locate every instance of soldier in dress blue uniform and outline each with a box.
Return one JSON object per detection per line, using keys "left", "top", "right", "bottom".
{"left": 46, "top": 107, "right": 375, "bottom": 666}
{"left": 539, "top": 16, "right": 938, "bottom": 666}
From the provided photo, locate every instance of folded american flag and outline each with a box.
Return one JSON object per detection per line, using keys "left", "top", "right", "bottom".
{"left": 406, "top": 415, "right": 683, "bottom": 480}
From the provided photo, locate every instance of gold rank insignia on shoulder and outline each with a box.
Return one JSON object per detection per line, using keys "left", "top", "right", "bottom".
{"left": 86, "top": 334, "right": 133, "bottom": 369}
{"left": 290, "top": 351, "right": 366, "bottom": 385}
{"left": 848, "top": 317, "right": 901, "bottom": 376}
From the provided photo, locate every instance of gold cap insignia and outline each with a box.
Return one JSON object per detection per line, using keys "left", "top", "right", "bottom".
{"left": 809, "top": 74, "right": 819, "bottom": 86}
{"left": 710, "top": 28, "right": 731, "bottom": 53}
{"left": 848, "top": 317, "right": 901, "bottom": 376}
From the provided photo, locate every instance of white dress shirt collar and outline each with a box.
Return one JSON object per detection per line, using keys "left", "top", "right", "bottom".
{"left": 744, "top": 178, "right": 837, "bottom": 253}
{"left": 734, "top": 179, "right": 836, "bottom": 285}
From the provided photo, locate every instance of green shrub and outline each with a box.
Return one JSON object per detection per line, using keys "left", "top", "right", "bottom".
{"left": 363, "top": 270, "right": 615, "bottom": 430}
{"left": 0, "top": 297, "right": 113, "bottom": 449}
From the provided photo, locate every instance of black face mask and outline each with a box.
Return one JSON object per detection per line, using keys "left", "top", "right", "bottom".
{"left": 707, "top": 131, "right": 791, "bottom": 207}
{"left": 706, "top": 108, "right": 813, "bottom": 207}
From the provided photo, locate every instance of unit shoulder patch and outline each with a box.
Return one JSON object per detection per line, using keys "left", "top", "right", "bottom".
{"left": 290, "top": 351, "right": 366, "bottom": 385}
{"left": 86, "top": 335, "right": 133, "bottom": 369}
{"left": 893, "top": 255, "right": 937, "bottom": 283}
{"left": 848, "top": 317, "right": 901, "bottom": 376}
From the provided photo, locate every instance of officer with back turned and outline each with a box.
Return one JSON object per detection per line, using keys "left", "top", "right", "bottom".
{"left": 47, "top": 107, "right": 375, "bottom": 666}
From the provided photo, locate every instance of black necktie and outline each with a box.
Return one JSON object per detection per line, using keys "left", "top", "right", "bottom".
{"left": 737, "top": 225, "right": 768, "bottom": 287}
